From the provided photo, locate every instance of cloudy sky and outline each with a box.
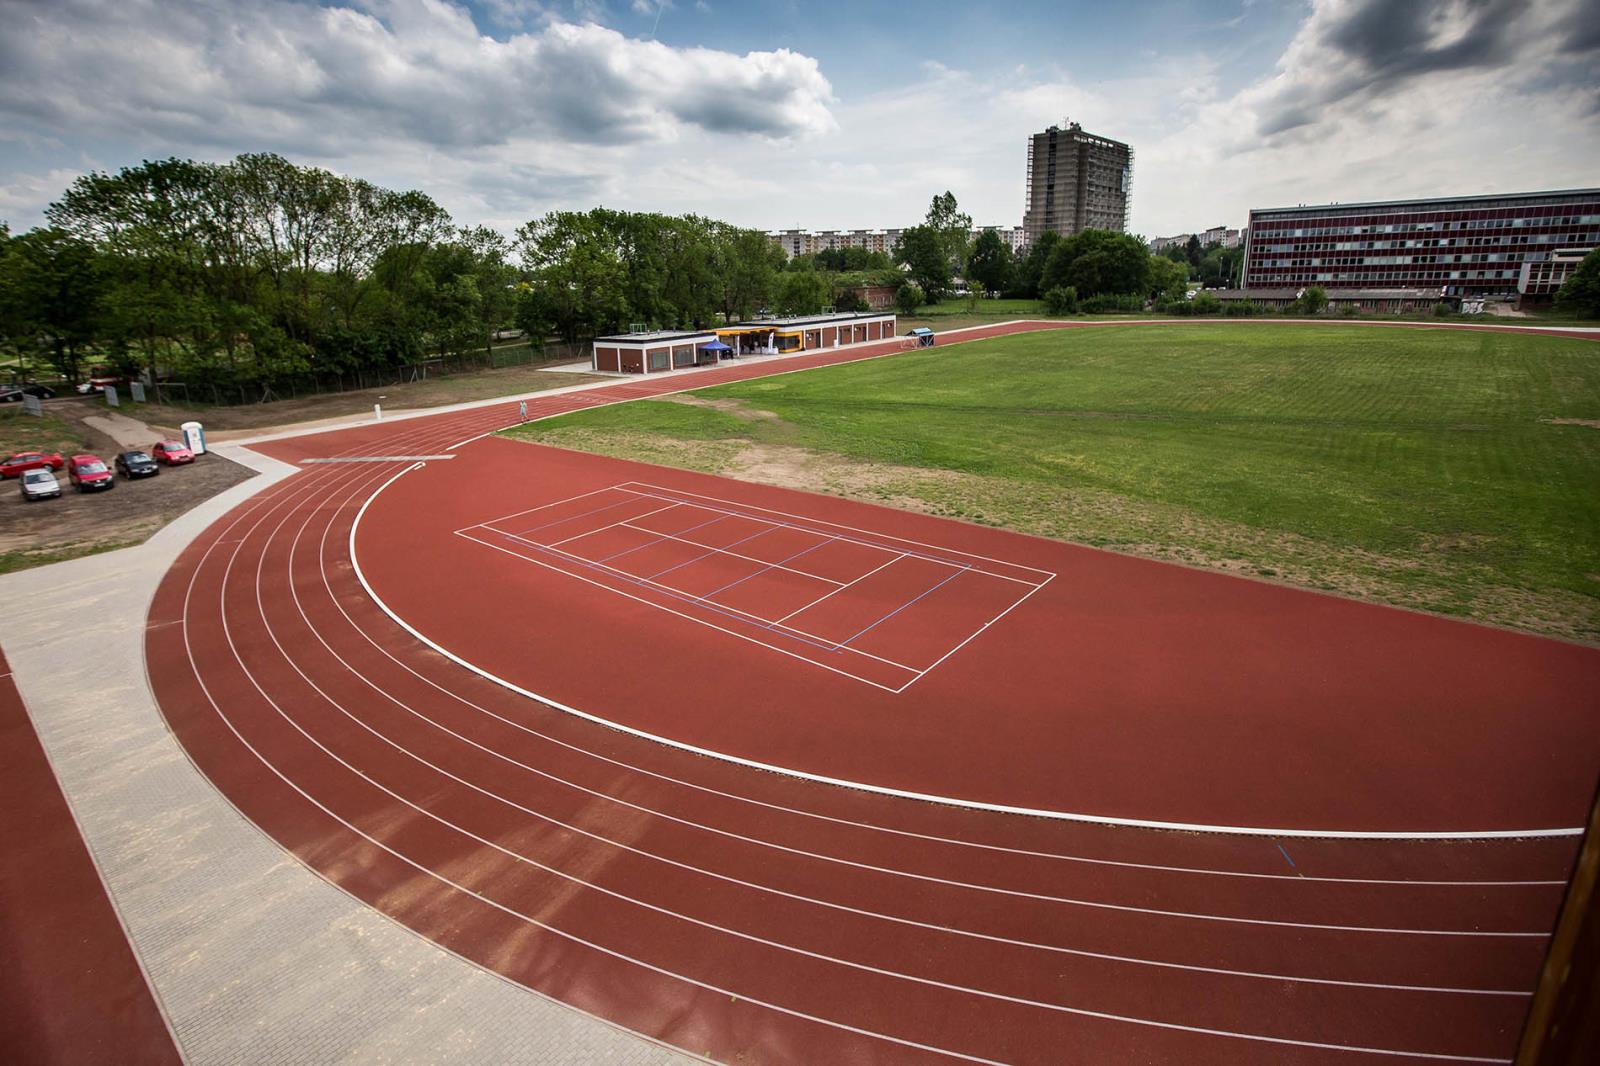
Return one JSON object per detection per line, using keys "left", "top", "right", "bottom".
{"left": 1, "top": 0, "right": 1596, "bottom": 238}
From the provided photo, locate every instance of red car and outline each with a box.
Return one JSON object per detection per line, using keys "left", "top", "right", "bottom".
{"left": 67, "top": 453, "right": 114, "bottom": 492}
{"left": 0, "top": 450, "right": 65, "bottom": 478}
{"left": 151, "top": 440, "right": 194, "bottom": 466}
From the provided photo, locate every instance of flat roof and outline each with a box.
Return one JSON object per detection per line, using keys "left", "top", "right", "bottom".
{"left": 1249, "top": 188, "right": 1600, "bottom": 218}
{"left": 734, "top": 311, "right": 895, "bottom": 328}
{"left": 592, "top": 330, "right": 717, "bottom": 344}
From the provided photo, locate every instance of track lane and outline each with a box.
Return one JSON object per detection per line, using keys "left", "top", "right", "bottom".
{"left": 145, "top": 320, "right": 1600, "bottom": 1063}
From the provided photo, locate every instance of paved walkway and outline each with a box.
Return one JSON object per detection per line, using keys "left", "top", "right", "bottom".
{"left": 2, "top": 317, "right": 1594, "bottom": 1063}
{"left": 0, "top": 447, "right": 689, "bottom": 1064}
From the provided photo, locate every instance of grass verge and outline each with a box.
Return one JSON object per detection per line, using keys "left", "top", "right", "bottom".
{"left": 501, "top": 322, "right": 1600, "bottom": 642}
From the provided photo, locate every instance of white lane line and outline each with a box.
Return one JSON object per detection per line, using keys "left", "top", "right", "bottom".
{"left": 265, "top": 381, "right": 1572, "bottom": 883}
{"left": 458, "top": 528, "right": 915, "bottom": 691}
{"left": 774, "top": 550, "right": 907, "bottom": 623}
{"left": 300, "top": 455, "right": 456, "bottom": 463}
{"left": 279, "top": 493, "right": 1543, "bottom": 995}
{"left": 543, "top": 502, "right": 685, "bottom": 549}
{"left": 186, "top": 465, "right": 1524, "bottom": 1063}
{"left": 622, "top": 484, "right": 1049, "bottom": 586}
{"left": 612, "top": 520, "right": 847, "bottom": 585}
{"left": 369, "top": 504, "right": 1584, "bottom": 841}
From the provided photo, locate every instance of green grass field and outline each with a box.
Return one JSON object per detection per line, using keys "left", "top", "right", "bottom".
{"left": 502, "top": 323, "right": 1600, "bottom": 641}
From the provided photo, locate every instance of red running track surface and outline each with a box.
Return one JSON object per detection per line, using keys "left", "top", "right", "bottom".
{"left": 146, "top": 320, "right": 1600, "bottom": 1064}
{"left": 0, "top": 649, "right": 181, "bottom": 1065}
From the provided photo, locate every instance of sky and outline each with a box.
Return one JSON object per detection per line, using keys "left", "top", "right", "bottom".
{"left": 0, "top": 0, "right": 1596, "bottom": 239}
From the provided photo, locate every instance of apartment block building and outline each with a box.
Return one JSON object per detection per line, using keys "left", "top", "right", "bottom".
{"left": 1022, "top": 122, "right": 1133, "bottom": 243}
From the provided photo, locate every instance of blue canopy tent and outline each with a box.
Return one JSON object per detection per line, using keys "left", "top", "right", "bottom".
{"left": 698, "top": 339, "right": 733, "bottom": 364}
{"left": 909, "top": 327, "right": 936, "bottom": 348}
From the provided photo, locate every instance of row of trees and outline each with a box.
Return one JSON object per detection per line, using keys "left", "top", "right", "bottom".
{"left": 0, "top": 155, "right": 792, "bottom": 391}
{"left": 0, "top": 154, "right": 520, "bottom": 388}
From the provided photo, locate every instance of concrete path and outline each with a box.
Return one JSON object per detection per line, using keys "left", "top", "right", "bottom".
{"left": 0, "top": 443, "right": 690, "bottom": 1065}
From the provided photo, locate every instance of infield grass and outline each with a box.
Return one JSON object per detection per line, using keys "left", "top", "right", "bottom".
{"left": 503, "top": 323, "right": 1600, "bottom": 641}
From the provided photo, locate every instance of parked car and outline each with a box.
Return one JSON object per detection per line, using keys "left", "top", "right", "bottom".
{"left": 115, "top": 450, "right": 160, "bottom": 478}
{"left": 0, "top": 451, "right": 65, "bottom": 478}
{"left": 19, "top": 468, "right": 61, "bottom": 501}
{"left": 75, "top": 371, "right": 130, "bottom": 395}
{"left": 151, "top": 440, "right": 194, "bottom": 466}
{"left": 0, "top": 383, "right": 58, "bottom": 403}
{"left": 67, "top": 454, "right": 114, "bottom": 492}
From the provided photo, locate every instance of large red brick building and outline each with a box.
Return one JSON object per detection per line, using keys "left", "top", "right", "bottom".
{"left": 1243, "top": 189, "right": 1600, "bottom": 298}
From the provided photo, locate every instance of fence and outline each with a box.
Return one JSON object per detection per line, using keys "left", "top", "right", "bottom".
{"left": 146, "top": 339, "right": 589, "bottom": 409}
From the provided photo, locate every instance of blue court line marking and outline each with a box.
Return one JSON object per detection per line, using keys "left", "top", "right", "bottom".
{"left": 697, "top": 534, "right": 839, "bottom": 602}
{"left": 510, "top": 489, "right": 649, "bottom": 537}
{"left": 598, "top": 512, "right": 729, "bottom": 565}
{"left": 1276, "top": 843, "right": 1297, "bottom": 869}
{"left": 624, "top": 486, "right": 1004, "bottom": 577}
{"left": 644, "top": 520, "right": 783, "bottom": 580}
{"left": 486, "top": 528, "right": 855, "bottom": 658}
{"left": 832, "top": 562, "right": 973, "bottom": 651}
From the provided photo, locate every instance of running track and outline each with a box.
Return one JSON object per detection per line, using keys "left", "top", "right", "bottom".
{"left": 145, "top": 320, "right": 1600, "bottom": 1064}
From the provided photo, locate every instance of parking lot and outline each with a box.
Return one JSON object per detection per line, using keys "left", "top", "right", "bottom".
{"left": 1, "top": 401, "right": 254, "bottom": 568}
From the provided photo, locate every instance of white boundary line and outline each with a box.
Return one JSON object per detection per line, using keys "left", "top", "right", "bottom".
{"left": 456, "top": 527, "right": 916, "bottom": 691}
{"left": 467, "top": 484, "right": 1047, "bottom": 687}
{"left": 358, "top": 470, "right": 1582, "bottom": 840}
{"left": 202, "top": 443, "right": 1526, "bottom": 1064}
{"left": 473, "top": 525, "right": 924, "bottom": 677}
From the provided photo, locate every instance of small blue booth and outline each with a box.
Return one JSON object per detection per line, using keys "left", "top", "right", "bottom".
{"left": 909, "top": 327, "right": 936, "bottom": 348}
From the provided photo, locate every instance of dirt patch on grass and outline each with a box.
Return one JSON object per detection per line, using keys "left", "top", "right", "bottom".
{"left": 519, "top": 424, "right": 1600, "bottom": 643}
{"left": 1541, "top": 417, "right": 1600, "bottom": 429}
{"left": 661, "top": 394, "right": 783, "bottom": 421}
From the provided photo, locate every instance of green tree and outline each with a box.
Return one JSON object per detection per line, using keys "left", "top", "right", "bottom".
{"left": 773, "top": 267, "right": 831, "bottom": 315}
{"left": 3, "top": 228, "right": 104, "bottom": 382}
{"left": 1040, "top": 230, "right": 1151, "bottom": 298}
{"left": 1015, "top": 231, "right": 1061, "bottom": 298}
{"left": 1147, "top": 255, "right": 1188, "bottom": 301}
{"left": 1555, "top": 248, "right": 1600, "bottom": 317}
{"left": 967, "top": 229, "right": 1013, "bottom": 294}
{"left": 924, "top": 190, "right": 974, "bottom": 278}
{"left": 895, "top": 282, "right": 925, "bottom": 314}
{"left": 896, "top": 225, "right": 952, "bottom": 301}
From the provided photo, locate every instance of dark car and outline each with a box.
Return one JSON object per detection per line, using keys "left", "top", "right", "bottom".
{"left": 115, "top": 450, "right": 160, "bottom": 479}
{"left": 67, "top": 454, "right": 114, "bottom": 492}
{"left": 0, "top": 383, "right": 58, "bottom": 403}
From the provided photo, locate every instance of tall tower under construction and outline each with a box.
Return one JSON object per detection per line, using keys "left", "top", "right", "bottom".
{"left": 1022, "top": 122, "right": 1133, "bottom": 243}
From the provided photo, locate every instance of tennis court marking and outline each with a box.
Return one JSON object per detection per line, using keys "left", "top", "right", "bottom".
{"left": 456, "top": 482, "right": 1055, "bottom": 692}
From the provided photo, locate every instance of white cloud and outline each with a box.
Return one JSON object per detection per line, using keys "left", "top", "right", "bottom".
{"left": 0, "top": 0, "right": 1593, "bottom": 240}
{"left": 0, "top": 0, "right": 834, "bottom": 152}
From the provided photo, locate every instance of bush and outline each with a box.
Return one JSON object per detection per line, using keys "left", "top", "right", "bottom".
{"left": 1189, "top": 291, "right": 1223, "bottom": 316}
{"left": 833, "top": 288, "right": 869, "bottom": 313}
{"left": 1432, "top": 302, "right": 1454, "bottom": 317}
{"left": 1291, "top": 285, "right": 1328, "bottom": 315}
{"left": 895, "top": 283, "right": 926, "bottom": 314}
{"left": 1079, "top": 293, "right": 1145, "bottom": 314}
{"left": 1043, "top": 285, "right": 1079, "bottom": 315}
{"left": 1222, "top": 299, "right": 1261, "bottom": 317}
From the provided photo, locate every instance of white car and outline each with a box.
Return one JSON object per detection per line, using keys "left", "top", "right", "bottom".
{"left": 20, "top": 468, "right": 61, "bottom": 501}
